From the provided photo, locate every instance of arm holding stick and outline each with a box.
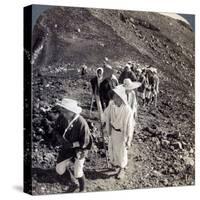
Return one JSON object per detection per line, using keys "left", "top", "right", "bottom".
{"left": 95, "top": 94, "right": 109, "bottom": 168}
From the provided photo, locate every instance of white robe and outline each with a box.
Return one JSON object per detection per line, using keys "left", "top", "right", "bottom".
{"left": 103, "top": 101, "right": 134, "bottom": 168}
{"left": 126, "top": 91, "right": 137, "bottom": 132}
{"left": 127, "top": 91, "right": 137, "bottom": 117}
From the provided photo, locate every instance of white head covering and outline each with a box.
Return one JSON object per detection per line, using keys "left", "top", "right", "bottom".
{"left": 96, "top": 67, "right": 104, "bottom": 76}
{"left": 125, "top": 64, "right": 131, "bottom": 70}
{"left": 136, "top": 68, "right": 142, "bottom": 73}
{"left": 56, "top": 98, "right": 82, "bottom": 114}
{"left": 152, "top": 68, "right": 157, "bottom": 73}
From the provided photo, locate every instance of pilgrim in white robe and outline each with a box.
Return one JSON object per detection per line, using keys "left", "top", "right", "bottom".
{"left": 126, "top": 90, "right": 138, "bottom": 120}
{"left": 103, "top": 100, "right": 134, "bottom": 168}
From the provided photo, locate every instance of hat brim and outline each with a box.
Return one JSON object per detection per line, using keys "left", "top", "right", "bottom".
{"left": 56, "top": 102, "right": 82, "bottom": 114}
{"left": 104, "top": 64, "right": 113, "bottom": 71}
{"left": 124, "top": 82, "right": 141, "bottom": 90}
{"left": 113, "top": 85, "right": 127, "bottom": 105}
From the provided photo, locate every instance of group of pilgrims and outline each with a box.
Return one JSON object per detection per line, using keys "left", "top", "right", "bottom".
{"left": 90, "top": 61, "right": 159, "bottom": 179}
{"left": 49, "top": 61, "right": 159, "bottom": 193}
{"left": 90, "top": 61, "right": 159, "bottom": 111}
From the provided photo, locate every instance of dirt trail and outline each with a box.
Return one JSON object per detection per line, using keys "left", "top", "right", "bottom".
{"left": 32, "top": 73, "right": 149, "bottom": 193}
{"left": 31, "top": 68, "right": 194, "bottom": 195}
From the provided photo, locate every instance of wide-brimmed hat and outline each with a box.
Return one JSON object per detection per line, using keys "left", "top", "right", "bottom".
{"left": 112, "top": 85, "right": 127, "bottom": 105}
{"left": 123, "top": 78, "right": 141, "bottom": 90}
{"left": 56, "top": 98, "right": 82, "bottom": 114}
{"left": 104, "top": 63, "right": 113, "bottom": 71}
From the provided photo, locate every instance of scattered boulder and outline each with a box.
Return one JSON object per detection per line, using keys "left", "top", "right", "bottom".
{"left": 152, "top": 170, "right": 163, "bottom": 177}
{"left": 142, "top": 126, "right": 157, "bottom": 137}
{"left": 167, "top": 131, "right": 181, "bottom": 139}
{"left": 183, "top": 156, "right": 194, "bottom": 167}
{"left": 161, "top": 178, "right": 169, "bottom": 186}
{"left": 161, "top": 139, "right": 170, "bottom": 148}
{"left": 171, "top": 141, "right": 183, "bottom": 150}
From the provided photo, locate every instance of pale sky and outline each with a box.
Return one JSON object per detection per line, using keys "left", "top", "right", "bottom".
{"left": 160, "top": 12, "right": 189, "bottom": 24}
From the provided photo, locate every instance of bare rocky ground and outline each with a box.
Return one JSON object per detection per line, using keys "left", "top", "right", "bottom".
{"left": 28, "top": 7, "right": 195, "bottom": 195}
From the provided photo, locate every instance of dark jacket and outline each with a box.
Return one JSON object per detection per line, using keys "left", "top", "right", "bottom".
{"left": 118, "top": 70, "right": 137, "bottom": 84}
{"left": 138, "top": 74, "right": 148, "bottom": 93}
{"left": 99, "top": 77, "right": 118, "bottom": 109}
{"left": 90, "top": 76, "right": 99, "bottom": 95}
{"left": 53, "top": 114, "right": 92, "bottom": 162}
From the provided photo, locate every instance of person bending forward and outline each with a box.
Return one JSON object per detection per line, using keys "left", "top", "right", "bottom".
{"left": 52, "top": 98, "right": 92, "bottom": 192}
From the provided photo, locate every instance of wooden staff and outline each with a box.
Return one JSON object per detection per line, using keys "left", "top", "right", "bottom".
{"left": 89, "top": 95, "right": 94, "bottom": 117}
{"left": 95, "top": 94, "right": 109, "bottom": 168}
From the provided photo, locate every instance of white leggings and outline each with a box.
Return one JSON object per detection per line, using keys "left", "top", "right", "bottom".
{"left": 56, "top": 157, "right": 85, "bottom": 178}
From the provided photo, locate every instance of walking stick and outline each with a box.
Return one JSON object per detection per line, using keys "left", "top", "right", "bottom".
{"left": 95, "top": 94, "right": 109, "bottom": 168}
{"left": 89, "top": 94, "right": 94, "bottom": 117}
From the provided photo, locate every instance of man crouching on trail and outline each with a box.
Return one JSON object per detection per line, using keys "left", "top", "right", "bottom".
{"left": 52, "top": 98, "right": 92, "bottom": 192}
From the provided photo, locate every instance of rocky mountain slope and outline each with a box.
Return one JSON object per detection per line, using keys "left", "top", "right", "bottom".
{"left": 30, "top": 6, "right": 195, "bottom": 195}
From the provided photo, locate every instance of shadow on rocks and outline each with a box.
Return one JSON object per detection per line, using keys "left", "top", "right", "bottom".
{"left": 32, "top": 168, "right": 70, "bottom": 185}
{"left": 85, "top": 168, "right": 117, "bottom": 180}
